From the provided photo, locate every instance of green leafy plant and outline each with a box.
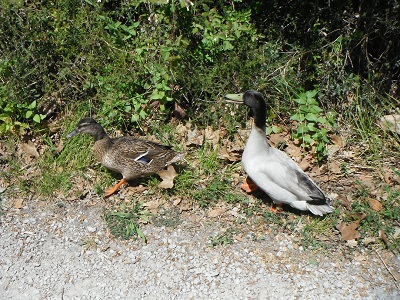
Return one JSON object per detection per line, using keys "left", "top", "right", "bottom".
{"left": 290, "top": 90, "right": 336, "bottom": 161}
{"left": 0, "top": 100, "right": 46, "bottom": 135}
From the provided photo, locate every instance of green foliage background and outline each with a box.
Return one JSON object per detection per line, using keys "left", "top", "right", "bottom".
{"left": 0, "top": 0, "right": 399, "bottom": 132}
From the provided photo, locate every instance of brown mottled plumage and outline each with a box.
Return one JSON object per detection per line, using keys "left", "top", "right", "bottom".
{"left": 67, "top": 118, "right": 183, "bottom": 196}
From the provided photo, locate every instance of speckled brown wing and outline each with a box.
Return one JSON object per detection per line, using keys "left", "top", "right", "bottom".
{"left": 104, "top": 137, "right": 182, "bottom": 180}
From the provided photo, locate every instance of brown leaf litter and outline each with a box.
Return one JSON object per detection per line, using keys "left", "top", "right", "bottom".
{"left": 157, "top": 165, "right": 178, "bottom": 189}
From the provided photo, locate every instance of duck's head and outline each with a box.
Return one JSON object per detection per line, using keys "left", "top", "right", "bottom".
{"left": 66, "top": 117, "right": 107, "bottom": 141}
{"left": 226, "top": 90, "right": 267, "bottom": 131}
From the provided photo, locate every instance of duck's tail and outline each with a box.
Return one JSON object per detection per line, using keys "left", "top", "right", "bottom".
{"left": 307, "top": 204, "right": 334, "bottom": 216}
{"left": 167, "top": 153, "right": 184, "bottom": 165}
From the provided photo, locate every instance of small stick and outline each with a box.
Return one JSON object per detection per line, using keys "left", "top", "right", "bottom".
{"left": 375, "top": 249, "right": 399, "bottom": 290}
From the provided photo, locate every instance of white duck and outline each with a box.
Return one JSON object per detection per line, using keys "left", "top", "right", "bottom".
{"left": 226, "top": 90, "right": 334, "bottom": 216}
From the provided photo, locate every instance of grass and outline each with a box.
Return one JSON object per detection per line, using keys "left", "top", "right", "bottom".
{"left": 1, "top": 91, "right": 398, "bottom": 254}
{"left": 104, "top": 201, "right": 152, "bottom": 242}
{"left": 2, "top": 111, "right": 399, "bottom": 252}
{"left": 209, "top": 228, "right": 238, "bottom": 247}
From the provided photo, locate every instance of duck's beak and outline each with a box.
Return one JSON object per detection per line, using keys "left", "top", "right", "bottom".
{"left": 66, "top": 128, "right": 78, "bottom": 138}
{"left": 225, "top": 93, "right": 244, "bottom": 104}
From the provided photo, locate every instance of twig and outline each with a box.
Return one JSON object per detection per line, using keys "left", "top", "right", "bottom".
{"left": 375, "top": 249, "right": 399, "bottom": 290}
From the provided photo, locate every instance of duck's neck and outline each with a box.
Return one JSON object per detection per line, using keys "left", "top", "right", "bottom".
{"left": 92, "top": 125, "right": 109, "bottom": 142}
{"left": 251, "top": 107, "right": 266, "bottom": 133}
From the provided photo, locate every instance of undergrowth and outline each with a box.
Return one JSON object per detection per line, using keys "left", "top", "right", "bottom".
{"left": 0, "top": 0, "right": 399, "bottom": 251}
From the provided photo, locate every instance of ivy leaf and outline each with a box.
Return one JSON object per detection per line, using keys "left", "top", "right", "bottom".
{"left": 297, "top": 123, "right": 308, "bottom": 134}
{"left": 307, "top": 122, "right": 317, "bottom": 132}
{"left": 223, "top": 40, "right": 233, "bottom": 50}
{"left": 151, "top": 91, "right": 165, "bottom": 100}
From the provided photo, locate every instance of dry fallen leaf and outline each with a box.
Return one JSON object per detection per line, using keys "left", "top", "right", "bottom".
{"left": 21, "top": 141, "right": 40, "bottom": 158}
{"left": 378, "top": 114, "right": 400, "bottom": 134}
{"left": 173, "top": 198, "right": 182, "bottom": 206}
{"left": 128, "top": 185, "right": 148, "bottom": 193}
{"left": 268, "top": 133, "right": 286, "bottom": 146}
{"left": 204, "top": 126, "right": 220, "bottom": 145}
{"left": 285, "top": 143, "right": 302, "bottom": 162}
{"left": 368, "top": 198, "right": 383, "bottom": 211}
{"left": 142, "top": 200, "right": 161, "bottom": 209}
{"left": 186, "top": 128, "right": 204, "bottom": 147}
{"left": 346, "top": 239, "right": 358, "bottom": 247}
{"left": 329, "top": 161, "right": 342, "bottom": 174}
{"left": 338, "top": 195, "right": 352, "bottom": 210}
{"left": 208, "top": 207, "right": 227, "bottom": 218}
{"left": 327, "top": 135, "right": 346, "bottom": 156}
{"left": 14, "top": 198, "right": 24, "bottom": 209}
{"left": 172, "top": 102, "right": 187, "bottom": 119}
{"left": 55, "top": 140, "right": 64, "bottom": 154}
{"left": 218, "top": 145, "right": 242, "bottom": 162}
{"left": 336, "top": 220, "right": 361, "bottom": 241}
{"left": 157, "top": 165, "right": 178, "bottom": 189}
{"left": 298, "top": 155, "right": 312, "bottom": 171}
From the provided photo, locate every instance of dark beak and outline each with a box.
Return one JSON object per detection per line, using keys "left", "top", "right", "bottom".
{"left": 66, "top": 129, "right": 78, "bottom": 138}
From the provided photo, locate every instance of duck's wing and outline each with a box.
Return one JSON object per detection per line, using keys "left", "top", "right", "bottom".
{"left": 111, "top": 138, "right": 176, "bottom": 165}
{"left": 257, "top": 149, "right": 327, "bottom": 203}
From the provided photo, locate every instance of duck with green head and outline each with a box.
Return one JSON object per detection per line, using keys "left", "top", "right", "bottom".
{"left": 226, "top": 90, "right": 333, "bottom": 216}
{"left": 67, "top": 117, "right": 183, "bottom": 197}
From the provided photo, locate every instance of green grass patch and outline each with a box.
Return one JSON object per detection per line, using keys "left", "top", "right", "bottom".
{"left": 104, "top": 202, "right": 153, "bottom": 243}
{"left": 209, "top": 228, "right": 238, "bottom": 247}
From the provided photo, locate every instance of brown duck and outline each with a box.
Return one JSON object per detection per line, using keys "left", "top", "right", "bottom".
{"left": 67, "top": 117, "right": 183, "bottom": 196}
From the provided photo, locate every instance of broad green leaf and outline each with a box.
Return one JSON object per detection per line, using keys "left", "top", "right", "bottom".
{"left": 307, "top": 122, "right": 317, "bottom": 132}
{"left": 139, "top": 110, "right": 147, "bottom": 119}
{"left": 297, "top": 123, "right": 308, "bottom": 133}
{"left": 25, "top": 110, "right": 33, "bottom": 119}
{"left": 131, "top": 114, "right": 139, "bottom": 122}
{"left": 290, "top": 113, "right": 304, "bottom": 121}
{"left": 136, "top": 227, "right": 147, "bottom": 243}
{"left": 303, "top": 134, "right": 313, "bottom": 144}
{"left": 309, "top": 105, "right": 323, "bottom": 113}
{"left": 223, "top": 40, "right": 234, "bottom": 50}
{"left": 27, "top": 101, "right": 36, "bottom": 110}
{"left": 294, "top": 96, "right": 307, "bottom": 104}
{"left": 305, "top": 113, "right": 318, "bottom": 122}
{"left": 151, "top": 91, "right": 165, "bottom": 100}
{"left": 306, "top": 90, "right": 318, "bottom": 99}
{"left": 33, "top": 114, "right": 41, "bottom": 123}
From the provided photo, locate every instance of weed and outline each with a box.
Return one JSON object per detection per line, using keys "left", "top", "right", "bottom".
{"left": 193, "top": 174, "right": 232, "bottom": 208}
{"left": 300, "top": 217, "right": 336, "bottom": 250}
{"left": 104, "top": 202, "right": 152, "bottom": 242}
{"left": 80, "top": 238, "right": 98, "bottom": 250}
{"left": 209, "top": 228, "right": 238, "bottom": 247}
{"left": 290, "top": 90, "right": 336, "bottom": 161}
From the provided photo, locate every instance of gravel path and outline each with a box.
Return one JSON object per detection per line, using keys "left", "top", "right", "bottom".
{"left": 1, "top": 197, "right": 399, "bottom": 300}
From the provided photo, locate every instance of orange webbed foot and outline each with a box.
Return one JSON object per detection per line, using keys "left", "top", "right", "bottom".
{"left": 241, "top": 177, "right": 259, "bottom": 193}
{"left": 104, "top": 178, "right": 127, "bottom": 197}
{"left": 270, "top": 203, "right": 283, "bottom": 213}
